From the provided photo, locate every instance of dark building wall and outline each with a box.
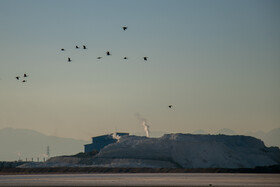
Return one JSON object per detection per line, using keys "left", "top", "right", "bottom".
{"left": 84, "top": 133, "right": 129, "bottom": 153}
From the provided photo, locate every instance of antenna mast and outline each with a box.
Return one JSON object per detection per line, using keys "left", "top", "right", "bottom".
{"left": 46, "top": 145, "right": 50, "bottom": 158}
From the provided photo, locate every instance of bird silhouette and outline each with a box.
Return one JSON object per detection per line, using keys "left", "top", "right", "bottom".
{"left": 68, "top": 57, "right": 71, "bottom": 62}
{"left": 16, "top": 76, "right": 20, "bottom": 80}
{"left": 124, "top": 57, "right": 128, "bottom": 60}
{"left": 97, "top": 57, "right": 102, "bottom": 59}
{"left": 76, "top": 46, "right": 79, "bottom": 49}
{"left": 23, "top": 74, "right": 28, "bottom": 77}
{"left": 143, "top": 57, "right": 148, "bottom": 61}
{"left": 168, "top": 105, "right": 172, "bottom": 108}
{"left": 123, "top": 26, "right": 127, "bottom": 31}
{"left": 83, "top": 45, "right": 87, "bottom": 49}
{"left": 22, "top": 80, "right": 27, "bottom": 83}
{"left": 106, "top": 51, "right": 111, "bottom": 56}
{"left": 61, "top": 48, "right": 65, "bottom": 51}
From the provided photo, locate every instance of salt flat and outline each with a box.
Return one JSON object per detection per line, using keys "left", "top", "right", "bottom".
{"left": 0, "top": 173, "right": 279, "bottom": 186}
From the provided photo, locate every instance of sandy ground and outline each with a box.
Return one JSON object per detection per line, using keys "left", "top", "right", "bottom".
{"left": 0, "top": 173, "right": 279, "bottom": 186}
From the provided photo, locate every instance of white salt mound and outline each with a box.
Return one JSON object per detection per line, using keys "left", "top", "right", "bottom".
{"left": 92, "top": 134, "right": 280, "bottom": 168}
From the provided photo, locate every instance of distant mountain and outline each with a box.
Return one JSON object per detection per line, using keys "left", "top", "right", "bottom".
{"left": 0, "top": 128, "right": 89, "bottom": 161}
{"left": 215, "top": 128, "right": 237, "bottom": 135}
{"left": 192, "top": 129, "right": 208, "bottom": 134}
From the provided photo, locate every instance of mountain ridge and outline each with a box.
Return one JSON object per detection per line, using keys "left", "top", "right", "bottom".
{"left": 0, "top": 127, "right": 88, "bottom": 161}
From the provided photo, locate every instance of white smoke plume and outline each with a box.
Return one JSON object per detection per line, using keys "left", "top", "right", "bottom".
{"left": 141, "top": 119, "right": 150, "bottom": 137}
{"left": 40, "top": 154, "right": 49, "bottom": 158}
{"left": 17, "top": 152, "right": 22, "bottom": 160}
{"left": 17, "top": 152, "right": 21, "bottom": 157}
{"left": 112, "top": 132, "right": 121, "bottom": 142}
{"left": 136, "top": 114, "right": 150, "bottom": 137}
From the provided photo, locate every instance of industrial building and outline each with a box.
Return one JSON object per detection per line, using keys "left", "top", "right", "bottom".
{"left": 84, "top": 133, "right": 129, "bottom": 153}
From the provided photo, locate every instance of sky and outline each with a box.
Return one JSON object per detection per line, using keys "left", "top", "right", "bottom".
{"left": 0, "top": 0, "right": 279, "bottom": 140}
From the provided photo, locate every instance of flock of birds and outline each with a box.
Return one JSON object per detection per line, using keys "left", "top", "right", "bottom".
{"left": 61, "top": 27, "right": 148, "bottom": 63}
{"left": 14, "top": 26, "right": 172, "bottom": 109}
{"left": 15, "top": 74, "right": 29, "bottom": 83}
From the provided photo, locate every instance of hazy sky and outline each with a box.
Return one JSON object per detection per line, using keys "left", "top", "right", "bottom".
{"left": 0, "top": 0, "right": 279, "bottom": 140}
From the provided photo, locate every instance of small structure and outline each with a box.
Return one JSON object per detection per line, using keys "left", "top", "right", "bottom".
{"left": 84, "top": 133, "right": 129, "bottom": 153}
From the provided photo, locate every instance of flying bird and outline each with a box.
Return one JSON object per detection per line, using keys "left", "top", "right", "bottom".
{"left": 76, "top": 45, "right": 79, "bottom": 49}
{"left": 83, "top": 45, "right": 87, "bottom": 49}
{"left": 16, "top": 76, "right": 20, "bottom": 80}
{"left": 122, "top": 26, "right": 127, "bottom": 31}
{"left": 68, "top": 57, "right": 71, "bottom": 62}
{"left": 61, "top": 48, "right": 65, "bottom": 51}
{"left": 124, "top": 57, "right": 128, "bottom": 60}
{"left": 168, "top": 105, "right": 173, "bottom": 108}
{"left": 22, "top": 80, "right": 27, "bottom": 83}
{"left": 97, "top": 57, "right": 102, "bottom": 59}
{"left": 23, "top": 74, "right": 28, "bottom": 77}
{"left": 143, "top": 57, "right": 148, "bottom": 61}
{"left": 106, "top": 51, "right": 111, "bottom": 56}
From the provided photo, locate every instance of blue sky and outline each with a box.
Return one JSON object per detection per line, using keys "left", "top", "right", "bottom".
{"left": 0, "top": 0, "right": 279, "bottom": 140}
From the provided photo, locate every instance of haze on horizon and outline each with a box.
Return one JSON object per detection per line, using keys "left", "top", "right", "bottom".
{"left": 0, "top": 0, "right": 279, "bottom": 141}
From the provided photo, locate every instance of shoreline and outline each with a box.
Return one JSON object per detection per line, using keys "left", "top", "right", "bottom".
{"left": 1, "top": 165, "right": 280, "bottom": 175}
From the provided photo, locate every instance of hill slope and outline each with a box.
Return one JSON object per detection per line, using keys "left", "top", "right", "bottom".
{"left": 246, "top": 128, "right": 280, "bottom": 147}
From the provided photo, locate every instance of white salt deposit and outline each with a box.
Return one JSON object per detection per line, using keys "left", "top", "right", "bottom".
{"left": 93, "top": 134, "right": 280, "bottom": 168}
